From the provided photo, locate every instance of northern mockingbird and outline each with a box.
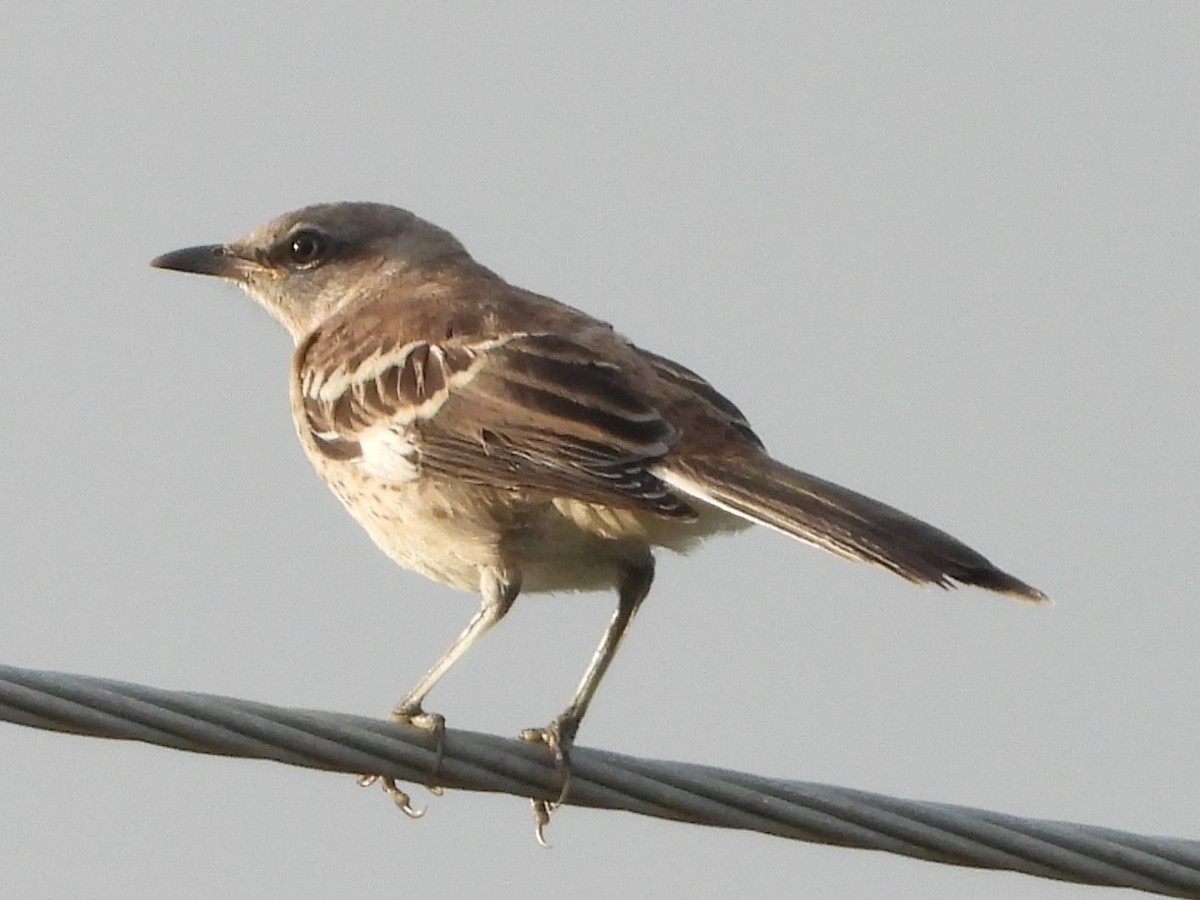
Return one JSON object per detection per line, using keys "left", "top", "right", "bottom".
{"left": 152, "top": 201, "right": 1045, "bottom": 812}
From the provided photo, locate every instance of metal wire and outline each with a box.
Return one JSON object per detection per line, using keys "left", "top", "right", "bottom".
{"left": 2, "top": 663, "right": 1197, "bottom": 897}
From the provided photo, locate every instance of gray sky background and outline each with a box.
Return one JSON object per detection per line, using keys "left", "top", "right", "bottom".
{"left": 1, "top": 4, "right": 1196, "bottom": 898}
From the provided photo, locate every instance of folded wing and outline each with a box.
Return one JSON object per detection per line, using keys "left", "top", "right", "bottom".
{"left": 298, "top": 329, "right": 697, "bottom": 519}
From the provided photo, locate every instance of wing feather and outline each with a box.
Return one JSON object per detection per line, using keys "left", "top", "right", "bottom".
{"left": 298, "top": 330, "right": 696, "bottom": 519}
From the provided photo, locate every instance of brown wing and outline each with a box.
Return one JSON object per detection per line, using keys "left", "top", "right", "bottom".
{"left": 634, "top": 346, "right": 765, "bottom": 449}
{"left": 298, "top": 328, "right": 697, "bottom": 519}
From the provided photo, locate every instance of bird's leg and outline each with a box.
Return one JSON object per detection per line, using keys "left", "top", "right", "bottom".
{"left": 391, "top": 566, "right": 521, "bottom": 729}
{"left": 522, "top": 553, "right": 655, "bottom": 832}
{"left": 375, "top": 568, "right": 520, "bottom": 796}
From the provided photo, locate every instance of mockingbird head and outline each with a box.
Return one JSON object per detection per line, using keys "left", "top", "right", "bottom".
{"left": 151, "top": 202, "right": 470, "bottom": 339}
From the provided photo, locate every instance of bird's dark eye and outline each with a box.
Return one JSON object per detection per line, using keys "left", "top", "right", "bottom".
{"left": 284, "top": 229, "right": 327, "bottom": 268}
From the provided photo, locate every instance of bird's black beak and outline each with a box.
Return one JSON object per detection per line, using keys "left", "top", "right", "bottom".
{"left": 150, "top": 244, "right": 255, "bottom": 280}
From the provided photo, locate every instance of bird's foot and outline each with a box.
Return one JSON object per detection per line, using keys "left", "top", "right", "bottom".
{"left": 520, "top": 714, "right": 580, "bottom": 845}
{"left": 355, "top": 774, "right": 427, "bottom": 818}
{"left": 357, "top": 704, "right": 447, "bottom": 813}
{"left": 389, "top": 704, "right": 446, "bottom": 734}
{"left": 390, "top": 702, "right": 448, "bottom": 781}
{"left": 355, "top": 704, "right": 448, "bottom": 818}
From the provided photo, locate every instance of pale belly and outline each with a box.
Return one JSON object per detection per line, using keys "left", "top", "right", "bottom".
{"left": 315, "top": 461, "right": 746, "bottom": 594}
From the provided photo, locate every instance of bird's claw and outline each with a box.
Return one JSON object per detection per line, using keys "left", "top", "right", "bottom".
{"left": 520, "top": 716, "right": 579, "bottom": 845}
{"left": 520, "top": 715, "right": 579, "bottom": 813}
{"left": 355, "top": 706, "right": 448, "bottom": 816}
{"left": 530, "top": 798, "right": 553, "bottom": 848}
{"left": 355, "top": 774, "right": 426, "bottom": 818}
{"left": 390, "top": 705, "right": 448, "bottom": 782}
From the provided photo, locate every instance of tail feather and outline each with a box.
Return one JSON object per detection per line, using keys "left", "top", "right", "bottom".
{"left": 656, "top": 454, "right": 1047, "bottom": 602}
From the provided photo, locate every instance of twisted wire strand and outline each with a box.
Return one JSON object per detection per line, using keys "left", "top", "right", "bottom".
{"left": 2, "top": 664, "right": 1197, "bottom": 897}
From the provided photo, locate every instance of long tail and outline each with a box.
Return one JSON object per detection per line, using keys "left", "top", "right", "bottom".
{"left": 656, "top": 454, "right": 1047, "bottom": 601}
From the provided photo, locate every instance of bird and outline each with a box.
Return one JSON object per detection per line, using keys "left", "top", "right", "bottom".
{"left": 151, "top": 201, "right": 1046, "bottom": 818}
